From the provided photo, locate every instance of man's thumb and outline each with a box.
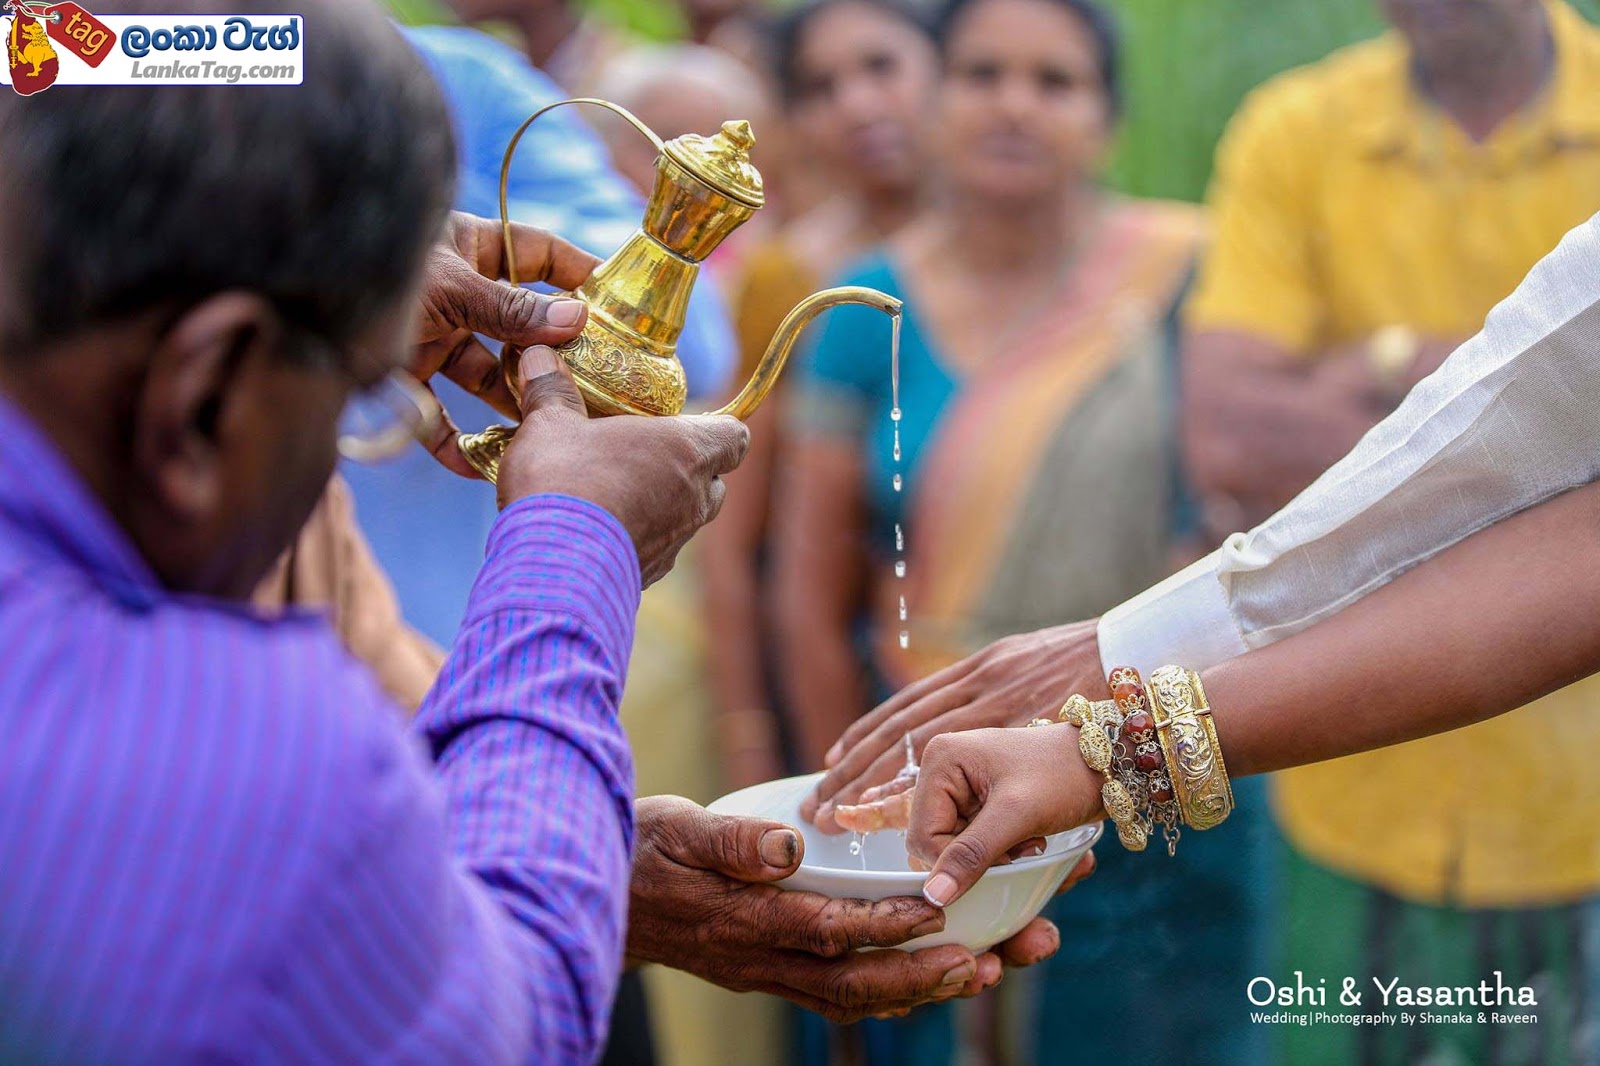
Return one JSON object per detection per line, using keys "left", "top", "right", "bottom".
{"left": 684, "top": 808, "right": 805, "bottom": 883}
{"left": 450, "top": 267, "right": 586, "bottom": 348}
{"left": 517, "top": 344, "right": 586, "bottom": 417}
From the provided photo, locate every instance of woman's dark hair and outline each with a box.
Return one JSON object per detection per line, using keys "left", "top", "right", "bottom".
{"left": 771, "top": 0, "right": 936, "bottom": 108}
{"left": 934, "top": 0, "right": 1122, "bottom": 120}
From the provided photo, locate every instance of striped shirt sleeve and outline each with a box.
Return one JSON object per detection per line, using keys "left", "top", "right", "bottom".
{"left": 245, "top": 494, "right": 641, "bottom": 1064}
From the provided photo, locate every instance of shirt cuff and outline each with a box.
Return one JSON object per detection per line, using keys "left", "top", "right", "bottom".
{"left": 466, "top": 493, "right": 643, "bottom": 662}
{"left": 1097, "top": 549, "right": 1248, "bottom": 677}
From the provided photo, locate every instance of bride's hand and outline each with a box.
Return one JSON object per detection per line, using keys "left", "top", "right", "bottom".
{"left": 870, "top": 725, "right": 1104, "bottom": 907}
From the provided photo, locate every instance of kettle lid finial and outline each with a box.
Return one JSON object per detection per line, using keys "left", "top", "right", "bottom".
{"left": 662, "top": 119, "right": 765, "bottom": 209}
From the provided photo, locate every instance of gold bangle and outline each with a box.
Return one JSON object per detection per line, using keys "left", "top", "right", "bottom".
{"left": 1060, "top": 694, "right": 1148, "bottom": 851}
{"left": 1146, "top": 666, "right": 1234, "bottom": 831}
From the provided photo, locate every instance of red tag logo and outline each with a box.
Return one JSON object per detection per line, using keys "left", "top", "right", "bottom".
{"left": 5, "top": 6, "right": 59, "bottom": 96}
{"left": 44, "top": 2, "right": 113, "bottom": 67}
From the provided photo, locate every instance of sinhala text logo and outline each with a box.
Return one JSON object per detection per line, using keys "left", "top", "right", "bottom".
{"left": 3, "top": 5, "right": 301, "bottom": 94}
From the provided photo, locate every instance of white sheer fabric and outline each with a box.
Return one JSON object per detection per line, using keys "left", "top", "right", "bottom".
{"left": 1101, "top": 210, "right": 1600, "bottom": 674}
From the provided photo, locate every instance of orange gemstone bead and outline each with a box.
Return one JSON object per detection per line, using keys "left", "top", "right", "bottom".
{"left": 1121, "top": 710, "right": 1155, "bottom": 743}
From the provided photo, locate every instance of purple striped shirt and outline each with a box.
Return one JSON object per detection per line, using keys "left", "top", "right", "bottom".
{"left": 0, "top": 392, "right": 639, "bottom": 1064}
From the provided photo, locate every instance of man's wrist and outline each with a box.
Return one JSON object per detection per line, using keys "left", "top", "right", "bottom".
{"left": 468, "top": 493, "right": 642, "bottom": 635}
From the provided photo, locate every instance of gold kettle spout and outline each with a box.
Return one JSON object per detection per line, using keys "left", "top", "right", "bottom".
{"left": 713, "top": 286, "right": 902, "bottom": 421}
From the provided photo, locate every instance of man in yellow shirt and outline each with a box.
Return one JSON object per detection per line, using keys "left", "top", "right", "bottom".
{"left": 1183, "top": 1, "right": 1600, "bottom": 1062}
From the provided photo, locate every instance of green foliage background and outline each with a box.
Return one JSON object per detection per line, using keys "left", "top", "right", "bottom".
{"left": 388, "top": 0, "right": 1600, "bottom": 203}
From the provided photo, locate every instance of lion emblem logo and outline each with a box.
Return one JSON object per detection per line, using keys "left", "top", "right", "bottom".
{"left": 7, "top": 7, "right": 60, "bottom": 95}
{"left": 13, "top": 18, "right": 54, "bottom": 75}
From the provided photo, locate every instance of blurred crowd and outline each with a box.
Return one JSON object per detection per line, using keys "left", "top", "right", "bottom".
{"left": 334, "top": 0, "right": 1600, "bottom": 1063}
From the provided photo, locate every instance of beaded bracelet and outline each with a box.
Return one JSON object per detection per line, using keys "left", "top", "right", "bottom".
{"left": 1051, "top": 663, "right": 1236, "bottom": 855}
{"left": 1060, "top": 693, "right": 1148, "bottom": 852}
{"left": 1108, "top": 667, "right": 1182, "bottom": 856}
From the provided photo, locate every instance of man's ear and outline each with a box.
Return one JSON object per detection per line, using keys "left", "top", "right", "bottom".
{"left": 133, "top": 292, "right": 284, "bottom": 521}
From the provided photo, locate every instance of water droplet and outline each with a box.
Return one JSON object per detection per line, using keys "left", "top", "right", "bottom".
{"left": 898, "top": 630, "right": 910, "bottom": 649}
{"left": 849, "top": 839, "right": 862, "bottom": 856}
{"left": 892, "top": 474, "right": 903, "bottom": 493}
{"left": 893, "top": 439, "right": 901, "bottom": 462}
{"left": 890, "top": 406, "right": 902, "bottom": 423}
{"left": 898, "top": 596, "right": 908, "bottom": 621}
{"left": 890, "top": 315, "right": 902, "bottom": 419}
{"left": 895, "top": 560, "right": 907, "bottom": 578}
{"left": 895, "top": 524, "right": 904, "bottom": 552}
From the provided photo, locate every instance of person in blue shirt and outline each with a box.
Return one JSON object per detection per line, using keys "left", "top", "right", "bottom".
{"left": 344, "top": 25, "right": 737, "bottom": 645}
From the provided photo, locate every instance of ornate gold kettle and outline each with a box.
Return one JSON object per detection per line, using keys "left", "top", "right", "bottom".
{"left": 457, "top": 98, "right": 902, "bottom": 483}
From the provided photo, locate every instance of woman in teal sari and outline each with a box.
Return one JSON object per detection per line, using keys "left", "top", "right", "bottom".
{"left": 774, "top": 0, "right": 1273, "bottom": 1061}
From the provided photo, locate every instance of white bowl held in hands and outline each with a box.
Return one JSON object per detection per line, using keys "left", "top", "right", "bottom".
{"left": 707, "top": 772, "right": 1102, "bottom": 952}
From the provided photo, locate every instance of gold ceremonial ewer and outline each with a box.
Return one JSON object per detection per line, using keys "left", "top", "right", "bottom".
{"left": 457, "top": 98, "right": 903, "bottom": 483}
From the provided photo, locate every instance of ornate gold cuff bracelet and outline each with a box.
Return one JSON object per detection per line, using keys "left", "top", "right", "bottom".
{"left": 1147, "top": 666, "right": 1234, "bottom": 832}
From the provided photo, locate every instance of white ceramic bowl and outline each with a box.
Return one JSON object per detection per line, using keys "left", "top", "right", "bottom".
{"left": 708, "top": 772, "right": 1102, "bottom": 952}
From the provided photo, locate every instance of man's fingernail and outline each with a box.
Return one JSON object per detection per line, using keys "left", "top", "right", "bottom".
{"left": 924, "top": 873, "right": 959, "bottom": 908}
{"left": 941, "top": 962, "right": 977, "bottom": 987}
{"left": 909, "top": 914, "right": 945, "bottom": 938}
{"left": 547, "top": 298, "right": 585, "bottom": 327}
{"left": 518, "top": 344, "right": 560, "bottom": 382}
{"left": 815, "top": 801, "right": 835, "bottom": 824}
{"left": 824, "top": 740, "right": 843, "bottom": 765}
{"left": 759, "top": 829, "right": 799, "bottom": 869}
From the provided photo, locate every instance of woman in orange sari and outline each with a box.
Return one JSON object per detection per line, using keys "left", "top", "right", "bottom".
{"left": 774, "top": 0, "right": 1269, "bottom": 1062}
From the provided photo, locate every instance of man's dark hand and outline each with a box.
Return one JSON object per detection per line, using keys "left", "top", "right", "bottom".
{"left": 804, "top": 620, "right": 1104, "bottom": 832}
{"left": 501, "top": 346, "right": 748, "bottom": 587}
{"left": 412, "top": 212, "right": 601, "bottom": 476}
{"left": 628, "top": 796, "right": 1017, "bottom": 1023}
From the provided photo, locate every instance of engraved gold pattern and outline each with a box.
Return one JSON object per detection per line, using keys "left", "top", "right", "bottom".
{"left": 1078, "top": 725, "right": 1113, "bottom": 773}
{"left": 1148, "top": 666, "right": 1195, "bottom": 722}
{"left": 1102, "top": 779, "right": 1137, "bottom": 823}
{"left": 1117, "top": 820, "right": 1149, "bottom": 852}
{"left": 561, "top": 330, "right": 688, "bottom": 417}
{"left": 1167, "top": 715, "right": 1232, "bottom": 830}
{"left": 1148, "top": 666, "right": 1235, "bottom": 832}
{"left": 458, "top": 424, "right": 515, "bottom": 483}
{"left": 1060, "top": 694, "right": 1092, "bottom": 727}
{"left": 1090, "top": 699, "right": 1122, "bottom": 726}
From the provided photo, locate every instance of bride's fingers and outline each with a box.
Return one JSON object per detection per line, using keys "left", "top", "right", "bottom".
{"left": 1005, "top": 837, "right": 1049, "bottom": 861}
{"left": 914, "top": 803, "right": 1037, "bottom": 907}
{"left": 833, "top": 786, "right": 916, "bottom": 833}
{"left": 858, "top": 772, "right": 917, "bottom": 804}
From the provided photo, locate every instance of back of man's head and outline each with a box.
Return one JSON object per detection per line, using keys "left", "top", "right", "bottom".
{"left": 0, "top": 0, "right": 458, "bottom": 600}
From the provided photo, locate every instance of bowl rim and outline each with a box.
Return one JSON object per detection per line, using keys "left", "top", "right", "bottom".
{"left": 708, "top": 772, "right": 1104, "bottom": 886}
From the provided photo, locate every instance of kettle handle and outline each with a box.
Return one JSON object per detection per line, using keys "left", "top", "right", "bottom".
{"left": 498, "top": 98, "right": 665, "bottom": 286}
